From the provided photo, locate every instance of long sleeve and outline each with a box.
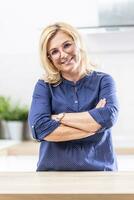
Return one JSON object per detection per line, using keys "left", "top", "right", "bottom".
{"left": 88, "top": 74, "right": 119, "bottom": 130}
{"left": 28, "top": 80, "right": 60, "bottom": 141}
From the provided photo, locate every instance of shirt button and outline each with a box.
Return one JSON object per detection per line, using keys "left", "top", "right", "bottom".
{"left": 74, "top": 100, "right": 78, "bottom": 104}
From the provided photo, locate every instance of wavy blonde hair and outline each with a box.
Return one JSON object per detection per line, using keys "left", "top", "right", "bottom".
{"left": 39, "top": 22, "right": 93, "bottom": 84}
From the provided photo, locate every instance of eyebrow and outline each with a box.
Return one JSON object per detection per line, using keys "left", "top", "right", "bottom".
{"left": 48, "top": 40, "right": 72, "bottom": 52}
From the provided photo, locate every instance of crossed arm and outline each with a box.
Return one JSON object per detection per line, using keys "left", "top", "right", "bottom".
{"left": 44, "top": 99, "right": 106, "bottom": 142}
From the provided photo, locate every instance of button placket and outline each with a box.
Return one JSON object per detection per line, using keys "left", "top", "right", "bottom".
{"left": 73, "top": 86, "right": 79, "bottom": 110}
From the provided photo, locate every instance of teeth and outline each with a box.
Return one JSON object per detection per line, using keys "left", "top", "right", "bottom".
{"left": 63, "top": 58, "right": 73, "bottom": 65}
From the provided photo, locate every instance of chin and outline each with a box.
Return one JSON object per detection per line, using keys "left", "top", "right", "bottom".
{"left": 63, "top": 64, "right": 78, "bottom": 73}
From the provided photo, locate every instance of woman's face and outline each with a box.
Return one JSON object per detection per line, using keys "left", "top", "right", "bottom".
{"left": 47, "top": 31, "right": 81, "bottom": 75}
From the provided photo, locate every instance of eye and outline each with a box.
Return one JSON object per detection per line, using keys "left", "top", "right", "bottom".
{"left": 64, "top": 42, "right": 72, "bottom": 49}
{"left": 50, "top": 49, "right": 59, "bottom": 56}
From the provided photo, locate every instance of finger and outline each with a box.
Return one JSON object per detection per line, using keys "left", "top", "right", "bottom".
{"left": 100, "top": 99, "right": 106, "bottom": 107}
{"left": 102, "top": 98, "right": 106, "bottom": 106}
{"left": 96, "top": 99, "right": 103, "bottom": 108}
{"left": 96, "top": 99, "right": 106, "bottom": 108}
{"left": 51, "top": 114, "right": 57, "bottom": 120}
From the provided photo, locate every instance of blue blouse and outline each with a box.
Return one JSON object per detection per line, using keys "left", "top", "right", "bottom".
{"left": 28, "top": 71, "right": 119, "bottom": 171}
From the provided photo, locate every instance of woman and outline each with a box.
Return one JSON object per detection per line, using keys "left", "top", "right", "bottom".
{"left": 28, "top": 22, "right": 119, "bottom": 171}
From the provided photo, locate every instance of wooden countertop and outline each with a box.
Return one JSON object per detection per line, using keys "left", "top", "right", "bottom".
{"left": 0, "top": 140, "right": 39, "bottom": 156}
{"left": 0, "top": 172, "right": 134, "bottom": 200}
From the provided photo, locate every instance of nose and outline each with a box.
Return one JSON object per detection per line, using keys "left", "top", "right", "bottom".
{"left": 59, "top": 47, "right": 68, "bottom": 59}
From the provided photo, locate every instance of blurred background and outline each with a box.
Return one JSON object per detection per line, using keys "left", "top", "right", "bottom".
{"left": 0, "top": 0, "right": 134, "bottom": 171}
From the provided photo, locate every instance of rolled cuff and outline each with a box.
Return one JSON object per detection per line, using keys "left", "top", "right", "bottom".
{"left": 30, "top": 119, "right": 60, "bottom": 142}
{"left": 88, "top": 106, "right": 117, "bottom": 130}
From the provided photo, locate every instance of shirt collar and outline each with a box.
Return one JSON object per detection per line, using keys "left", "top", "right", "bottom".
{"left": 61, "top": 71, "right": 93, "bottom": 86}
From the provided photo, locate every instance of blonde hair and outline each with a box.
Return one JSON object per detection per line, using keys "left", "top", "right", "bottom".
{"left": 39, "top": 22, "right": 93, "bottom": 84}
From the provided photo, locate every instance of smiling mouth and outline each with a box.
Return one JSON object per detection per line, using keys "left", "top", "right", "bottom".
{"left": 61, "top": 57, "right": 74, "bottom": 65}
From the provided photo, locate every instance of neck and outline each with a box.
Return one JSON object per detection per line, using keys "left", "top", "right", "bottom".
{"left": 62, "top": 68, "right": 86, "bottom": 83}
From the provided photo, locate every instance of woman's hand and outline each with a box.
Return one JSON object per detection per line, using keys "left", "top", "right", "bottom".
{"left": 51, "top": 114, "right": 58, "bottom": 120}
{"left": 95, "top": 98, "right": 106, "bottom": 108}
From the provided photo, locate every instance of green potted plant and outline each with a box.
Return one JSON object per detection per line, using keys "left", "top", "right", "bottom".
{"left": 0, "top": 96, "right": 29, "bottom": 140}
{"left": 0, "top": 96, "right": 10, "bottom": 139}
